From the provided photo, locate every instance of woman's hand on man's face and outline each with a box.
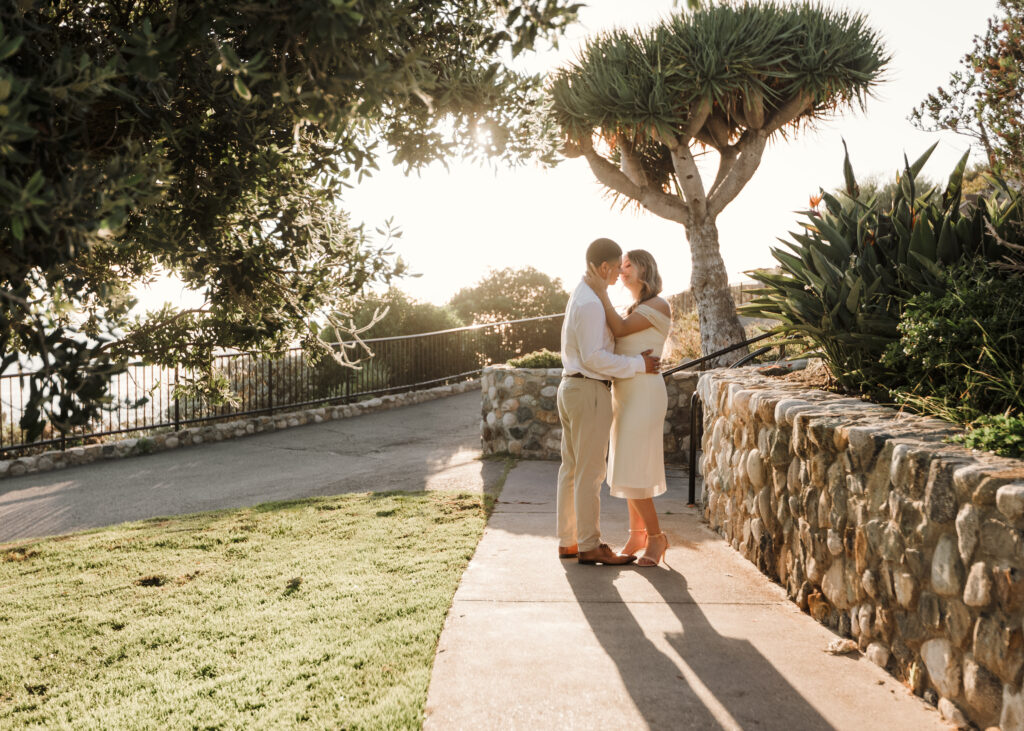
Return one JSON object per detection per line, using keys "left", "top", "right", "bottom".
{"left": 584, "top": 263, "right": 608, "bottom": 294}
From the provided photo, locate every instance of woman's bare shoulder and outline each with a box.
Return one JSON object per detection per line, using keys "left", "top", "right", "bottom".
{"left": 643, "top": 297, "right": 671, "bottom": 317}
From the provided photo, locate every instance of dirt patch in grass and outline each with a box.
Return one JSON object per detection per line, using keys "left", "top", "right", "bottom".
{"left": 0, "top": 491, "right": 488, "bottom": 729}
{"left": 2, "top": 547, "right": 39, "bottom": 563}
{"left": 135, "top": 574, "right": 168, "bottom": 587}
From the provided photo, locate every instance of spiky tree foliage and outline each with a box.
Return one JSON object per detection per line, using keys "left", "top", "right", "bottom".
{"left": 549, "top": 1, "right": 887, "bottom": 363}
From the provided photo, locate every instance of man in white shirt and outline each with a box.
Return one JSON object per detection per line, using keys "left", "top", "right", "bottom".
{"left": 557, "top": 238, "right": 660, "bottom": 565}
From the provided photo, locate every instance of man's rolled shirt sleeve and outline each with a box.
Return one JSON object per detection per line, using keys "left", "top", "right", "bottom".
{"left": 576, "top": 300, "right": 645, "bottom": 379}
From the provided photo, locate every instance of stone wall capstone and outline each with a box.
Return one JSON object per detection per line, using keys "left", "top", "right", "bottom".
{"left": 480, "top": 365, "right": 699, "bottom": 463}
{"left": 697, "top": 368, "right": 1024, "bottom": 729}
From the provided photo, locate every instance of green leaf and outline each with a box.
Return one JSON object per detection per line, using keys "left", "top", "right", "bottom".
{"left": 0, "top": 35, "right": 23, "bottom": 61}
{"left": 233, "top": 76, "right": 252, "bottom": 101}
{"left": 808, "top": 244, "right": 845, "bottom": 285}
{"left": 841, "top": 138, "right": 859, "bottom": 198}
{"left": 844, "top": 277, "right": 863, "bottom": 314}
{"left": 784, "top": 293, "right": 820, "bottom": 324}
{"left": 772, "top": 248, "right": 807, "bottom": 279}
{"left": 941, "top": 150, "right": 969, "bottom": 212}
{"left": 813, "top": 216, "right": 853, "bottom": 259}
{"left": 907, "top": 251, "right": 943, "bottom": 279}
{"left": 936, "top": 217, "right": 958, "bottom": 262}
{"left": 908, "top": 217, "right": 936, "bottom": 260}
{"left": 908, "top": 141, "right": 938, "bottom": 178}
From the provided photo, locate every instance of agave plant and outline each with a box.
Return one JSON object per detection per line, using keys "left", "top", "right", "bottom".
{"left": 742, "top": 143, "right": 1023, "bottom": 396}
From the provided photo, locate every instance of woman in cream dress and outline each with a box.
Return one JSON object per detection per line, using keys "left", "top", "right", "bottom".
{"left": 584, "top": 249, "right": 670, "bottom": 567}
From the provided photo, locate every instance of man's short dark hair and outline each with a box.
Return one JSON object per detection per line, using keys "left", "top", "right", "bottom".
{"left": 586, "top": 238, "right": 622, "bottom": 267}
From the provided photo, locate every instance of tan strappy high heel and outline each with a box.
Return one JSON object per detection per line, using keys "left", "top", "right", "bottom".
{"left": 619, "top": 529, "right": 647, "bottom": 558}
{"left": 637, "top": 532, "right": 668, "bottom": 567}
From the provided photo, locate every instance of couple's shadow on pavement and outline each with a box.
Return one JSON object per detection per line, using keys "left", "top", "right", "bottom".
{"left": 563, "top": 560, "right": 833, "bottom": 730}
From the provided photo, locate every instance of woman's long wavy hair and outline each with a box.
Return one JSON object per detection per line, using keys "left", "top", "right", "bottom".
{"left": 625, "top": 249, "right": 662, "bottom": 314}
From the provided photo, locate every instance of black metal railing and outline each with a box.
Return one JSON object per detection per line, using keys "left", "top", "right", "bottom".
{"left": 0, "top": 314, "right": 563, "bottom": 458}
{"left": 660, "top": 331, "right": 774, "bottom": 377}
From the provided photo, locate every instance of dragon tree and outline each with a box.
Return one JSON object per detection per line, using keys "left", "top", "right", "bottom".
{"left": 549, "top": 1, "right": 888, "bottom": 362}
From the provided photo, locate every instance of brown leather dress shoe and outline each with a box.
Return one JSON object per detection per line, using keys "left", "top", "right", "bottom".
{"left": 558, "top": 544, "right": 579, "bottom": 559}
{"left": 577, "top": 543, "right": 637, "bottom": 566}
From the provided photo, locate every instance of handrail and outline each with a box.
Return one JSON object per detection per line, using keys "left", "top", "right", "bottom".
{"left": 660, "top": 331, "right": 773, "bottom": 377}
{"left": 340, "top": 312, "right": 565, "bottom": 344}
{"left": 729, "top": 344, "right": 774, "bottom": 369}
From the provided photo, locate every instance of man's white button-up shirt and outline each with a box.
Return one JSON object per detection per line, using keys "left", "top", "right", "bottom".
{"left": 560, "top": 279, "right": 645, "bottom": 380}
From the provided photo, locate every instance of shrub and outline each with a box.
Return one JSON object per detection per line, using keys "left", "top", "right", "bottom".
{"left": 955, "top": 415, "right": 1024, "bottom": 458}
{"left": 744, "top": 144, "right": 1024, "bottom": 456}
{"left": 743, "top": 143, "right": 1022, "bottom": 399}
{"left": 882, "top": 259, "right": 1024, "bottom": 420}
{"left": 664, "top": 310, "right": 702, "bottom": 365}
{"left": 508, "top": 349, "right": 562, "bottom": 368}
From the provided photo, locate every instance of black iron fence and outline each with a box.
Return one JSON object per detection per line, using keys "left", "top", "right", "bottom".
{"left": 0, "top": 313, "right": 563, "bottom": 458}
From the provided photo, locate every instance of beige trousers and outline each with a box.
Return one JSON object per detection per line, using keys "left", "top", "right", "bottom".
{"left": 556, "top": 377, "right": 613, "bottom": 553}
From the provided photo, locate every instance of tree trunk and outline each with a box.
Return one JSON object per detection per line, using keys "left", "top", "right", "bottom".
{"left": 686, "top": 217, "right": 747, "bottom": 368}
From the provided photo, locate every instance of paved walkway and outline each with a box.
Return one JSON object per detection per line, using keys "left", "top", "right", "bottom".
{"left": 0, "top": 392, "right": 501, "bottom": 544}
{"left": 425, "top": 460, "right": 946, "bottom": 730}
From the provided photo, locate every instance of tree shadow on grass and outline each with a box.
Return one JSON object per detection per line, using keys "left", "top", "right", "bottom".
{"left": 564, "top": 562, "right": 833, "bottom": 730}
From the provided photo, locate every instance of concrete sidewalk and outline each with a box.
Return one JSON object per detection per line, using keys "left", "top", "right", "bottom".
{"left": 425, "top": 460, "right": 946, "bottom": 730}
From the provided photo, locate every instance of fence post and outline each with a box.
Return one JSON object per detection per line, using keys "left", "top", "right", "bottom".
{"left": 267, "top": 358, "right": 274, "bottom": 414}
{"left": 688, "top": 391, "right": 703, "bottom": 506}
{"left": 173, "top": 365, "right": 181, "bottom": 431}
{"left": 343, "top": 355, "right": 350, "bottom": 404}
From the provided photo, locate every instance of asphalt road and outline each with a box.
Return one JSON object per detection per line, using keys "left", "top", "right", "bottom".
{"left": 0, "top": 391, "right": 504, "bottom": 544}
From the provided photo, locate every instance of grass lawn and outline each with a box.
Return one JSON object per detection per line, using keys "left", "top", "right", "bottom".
{"left": 0, "top": 490, "right": 493, "bottom": 729}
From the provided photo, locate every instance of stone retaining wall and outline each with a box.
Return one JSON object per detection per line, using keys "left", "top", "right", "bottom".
{"left": 0, "top": 379, "right": 479, "bottom": 481}
{"left": 480, "top": 365, "right": 700, "bottom": 463}
{"left": 697, "top": 369, "right": 1024, "bottom": 729}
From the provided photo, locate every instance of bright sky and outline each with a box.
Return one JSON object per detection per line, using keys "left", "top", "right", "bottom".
{"left": 138, "top": 0, "right": 999, "bottom": 313}
{"left": 345, "top": 0, "right": 999, "bottom": 310}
